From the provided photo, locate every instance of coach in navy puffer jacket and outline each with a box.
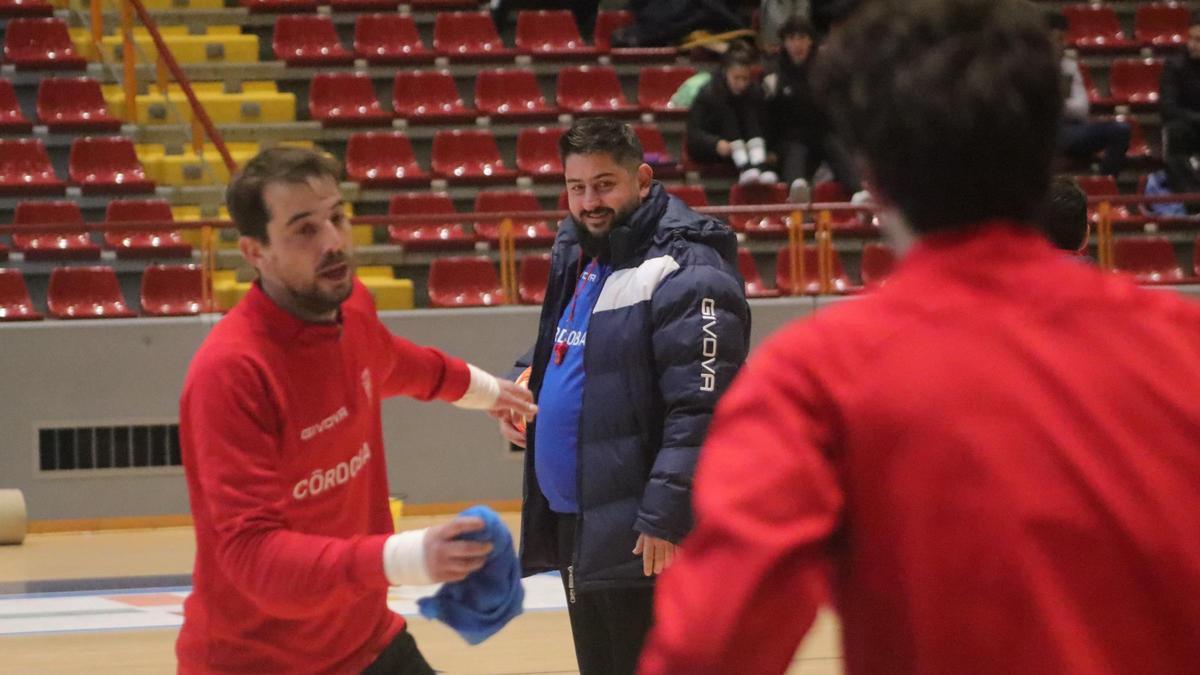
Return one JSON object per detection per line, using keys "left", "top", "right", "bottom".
{"left": 512, "top": 165, "right": 750, "bottom": 592}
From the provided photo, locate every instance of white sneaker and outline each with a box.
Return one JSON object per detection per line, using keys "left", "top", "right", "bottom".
{"left": 789, "top": 178, "right": 811, "bottom": 203}
{"left": 758, "top": 170, "right": 779, "bottom": 184}
{"left": 738, "top": 167, "right": 761, "bottom": 185}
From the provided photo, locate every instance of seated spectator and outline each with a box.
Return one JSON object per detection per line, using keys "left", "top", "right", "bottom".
{"left": 687, "top": 43, "right": 779, "bottom": 184}
{"left": 765, "top": 15, "right": 861, "bottom": 202}
{"left": 491, "top": 0, "right": 599, "bottom": 38}
{"left": 1161, "top": 11, "right": 1200, "bottom": 196}
{"left": 1036, "top": 176, "right": 1090, "bottom": 253}
{"left": 1048, "top": 13, "right": 1130, "bottom": 178}
{"left": 611, "top": 0, "right": 744, "bottom": 49}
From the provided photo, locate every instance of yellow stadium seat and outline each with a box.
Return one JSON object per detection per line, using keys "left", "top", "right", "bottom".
{"left": 361, "top": 277, "right": 414, "bottom": 310}
{"left": 99, "top": 32, "right": 259, "bottom": 65}
{"left": 212, "top": 270, "right": 252, "bottom": 311}
{"left": 356, "top": 266, "right": 394, "bottom": 279}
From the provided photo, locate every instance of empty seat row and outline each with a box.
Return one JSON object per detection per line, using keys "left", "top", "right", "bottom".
{"left": 241, "top": 0, "right": 479, "bottom": 14}
{"left": 345, "top": 125, "right": 676, "bottom": 187}
{"left": 0, "top": 265, "right": 200, "bottom": 320}
{"left": 0, "top": 77, "right": 120, "bottom": 133}
{"left": 269, "top": 10, "right": 671, "bottom": 63}
{"left": 1080, "top": 59, "right": 1163, "bottom": 109}
{"left": 1064, "top": 3, "right": 1191, "bottom": 52}
{"left": 310, "top": 65, "right": 693, "bottom": 127}
{"left": 0, "top": 137, "right": 153, "bottom": 194}
{"left": 3, "top": 199, "right": 189, "bottom": 260}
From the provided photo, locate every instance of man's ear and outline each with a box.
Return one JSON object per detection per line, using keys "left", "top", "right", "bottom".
{"left": 239, "top": 235, "right": 264, "bottom": 269}
{"left": 637, "top": 163, "right": 654, "bottom": 199}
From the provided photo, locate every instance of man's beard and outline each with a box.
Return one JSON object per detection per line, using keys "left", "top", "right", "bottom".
{"left": 572, "top": 202, "right": 637, "bottom": 260}
{"left": 290, "top": 253, "right": 354, "bottom": 318}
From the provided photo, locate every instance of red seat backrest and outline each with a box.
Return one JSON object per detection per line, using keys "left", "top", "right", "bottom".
{"left": 427, "top": 256, "right": 505, "bottom": 307}
{"left": 594, "top": 10, "right": 633, "bottom": 51}
{"left": 860, "top": 242, "right": 896, "bottom": 287}
{"left": 0, "top": 268, "right": 40, "bottom": 320}
{"left": 392, "top": 70, "right": 467, "bottom": 118}
{"left": 273, "top": 15, "right": 346, "bottom": 60}
{"left": 0, "top": 138, "right": 58, "bottom": 181}
{"left": 516, "top": 127, "right": 565, "bottom": 175}
{"left": 0, "top": 78, "right": 28, "bottom": 122}
{"left": 47, "top": 266, "right": 133, "bottom": 318}
{"left": 1135, "top": 3, "right": 1189, "bottom": 45}
{"left": 475, "top": 68, "right": 548, "bottom": 114}
{"left": 1063, "top": 4, "right": 1127, "bottom": 43}
{"left": 638, "top": 66, "right": 697, "bottom": 110}
{"left": 775, "top": 245, "right": 850, "bottom": 294}
{"left": 106, "top": 199, "right": 174, "bottom": 224}
{"left": 632, "top": 124, "right": 674, "bottom": 164}
{"left": 310, "top": 73, "right": 382, "bottom": 118}
{"left": 516, "top": 10, "right": 587, "bottom": 52}
{"left": 1113, "top": 237, "right": 1185, "bottom": 280}
{"left": 346, "top": 132, "right": 420, "bottom": 173}
{"left": 431, "top": 129, "right": 507, "bottom": 175}
{"left": 434, "top": 12, "right": 506, "bottom": 55}
{"left": 354, "top": 14, "right": 425, "bottom": 58}
{"left": 518, "top": 254, "right": 551, "bottom": 304}
{"left": 36, "top": 77, "right": 110, "bottom": 122}
{"left": 15, "top": 199, "right": 83, "bottom": 226}
{"left": 389, "top": 192, "right": 457, "bottom": 227}
{"left": 666, "top": 184, "right": 708, "bottom": 207}
{"left": 68, "top": 136, "right": 149, "bottom": 185}
{"left": 1109, "top": 59, "right": 1162, "bottom": 102}
{"left": 4, "top": 18, "right": 81, "bottom": 64}
{"left": 557, "top": 66, "right": 628, "bottom": 109}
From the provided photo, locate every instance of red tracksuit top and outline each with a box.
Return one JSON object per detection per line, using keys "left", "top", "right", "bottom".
{"left": 641, "top": 223, "right": 1200, "bottom": 675}
{"left": 177, "top": 280, "right": 469, "bottom": 674}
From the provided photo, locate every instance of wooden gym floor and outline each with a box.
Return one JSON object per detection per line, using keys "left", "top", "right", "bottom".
{"left": 0, "top": 513, "right": 843, "bottom": 674}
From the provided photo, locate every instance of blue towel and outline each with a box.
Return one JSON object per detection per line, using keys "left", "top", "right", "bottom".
{"left": 417, "top": 505, "right": 524, "bottom": 645}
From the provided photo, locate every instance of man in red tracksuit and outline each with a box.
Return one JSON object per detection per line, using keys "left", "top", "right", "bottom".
{"left": 177, "top": 148, "right": 536, "bottom": 674}
{"left": 640, "top": 2, "right": 1200, "bottom": 674}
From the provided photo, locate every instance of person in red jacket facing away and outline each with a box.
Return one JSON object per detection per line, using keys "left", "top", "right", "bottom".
{"left": 176, "top": 147, "right": 536, "bottom": 674}
{"left": 640, "top": 1, "right": 1200, "bottom": 674}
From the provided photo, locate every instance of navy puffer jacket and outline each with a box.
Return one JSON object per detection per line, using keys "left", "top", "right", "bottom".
{"left": 516, "top": 182, "right": 750, "bottom": 592}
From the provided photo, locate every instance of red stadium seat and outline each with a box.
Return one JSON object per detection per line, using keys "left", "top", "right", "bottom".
{"left": 1063, "top": 4, "right": 1137, "bottom": 51}
{"left": 11, "top": 200, "right": 100, "bottom": 261}
{"left": 729, "top": 182, "right": 790, "bottom": 235}
{"left": 431, "top": 129, "right": 518, "bottom": 183}
{"left": 346, "top": 131, "right": 429, "bottom": 189}
{"left": 1113, "top": 237, "right": 1186, "bottom": 282}
{"left": 474, "top": 190, "right": 556, "bottom": 247}
{"left": 665, "top": 184, "right": 708, "bottom": 207}
{"left": 475, "top": 68, "right": 556, "bottom": 120}
{"left": 1074, "top": 174, "right": 1136, "bottom": 222}
{"left": 737, "top": 248, "right": 779, "bottom": 298}
{"left": 47, "top": 266, "right": 136, "bottom": 319}
{"left": 1135, "top": 3, "right": 1189, "bottom": 47}
{"left": 860, "top": 242, "right": 896, "bottom": 288}
{"left": 433, "top": 12, "right": 515, "bottom": 62}
{"left": 0, "top": 241, "right": 6, "bottom": 262}
{"left": 69, "top": 136, "right": 155, "bottom": 194}
{"left": 515, "top": 10, "right": 595, "bottom": 59}
{"left": 239, "top": 0, "right": 319, "bottom": 13}
{"left": 775, "top": 245, "right": 851, "bottom": 295}
{"left": 427, "top": 256, "right": 507, "bottom": 307}
{"left": 557, "top": 66, "right": 637, "bottom": 115}
{"left": 0, "top": 78, "right": 32, "bottom": 132}
{"left": 3, "top": 18, "right": 87, "bottom": 70}
{"left": 392, "top": 70, "right": 475, "bottom": 124}
{"left": 329, "top": 0, "right": 396, "bottom": 11}
{"left": 638, "top": 66, "right": 697, "bottom": 116}
{"left": 387, "top": 192, "right": 473, "bottom": 251}
{"left": 0, "top": 0, "right": 52, "bottom": 17}
{"left": 410, "top": 0, "right": 477, "bottom": 8}
{"left": 632, "top": 124, "right": 680, "bottom": 177}
{"left": 104, "top": 199, "right": 191, "bottom": 259}
{"left": 0, "top": 138, "right": 64, "bottom": 194}
{"left": 309, "top": 73, "right": 389, "bottom": 126}
{"left": 593, "top": 9, "right": 676, "bottom": 61}
{"left": 141, "top": 264, "right": 206, "bottom": 316}
{"left": 0, "top": 268, "right": 42, "bottom": 321}
{"left": 36, "top": 77, "right": 120, "bottom": 132}
{"left": 518, "top": 254, "right": 551, "bottom": 304}
{"left": 1108, "top": 58, "right": 1163, "bottom": 107}
{"left": 273, "top": 16, "right": 353, "bottom": 66}
{"left": 516, "top": 126, "right": 565, "bottom": 181}
{"left": 1077, "top": 64, "right": 1113, "bottom": 109}
{"left": 812, "top": 180, "right": 859, "bottom": 226}
{"left": 681, "top": 136, "right": 737, "bottom": 179}
{"left": 353, "top": 14, "right": 432, "bottom": 64}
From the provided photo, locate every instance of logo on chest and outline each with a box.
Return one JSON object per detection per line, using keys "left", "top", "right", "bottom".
{"left": 300, "top": 406, "right": 350, "bottom": 441}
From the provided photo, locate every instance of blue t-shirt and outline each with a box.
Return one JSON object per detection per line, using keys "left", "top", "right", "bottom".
{"left": 534, "top": 260, "right": 610, "bottom": 513}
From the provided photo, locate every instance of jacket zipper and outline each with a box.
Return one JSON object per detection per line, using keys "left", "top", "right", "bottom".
{"left": 567, "top": 564, "right": 576, "bottom": 604}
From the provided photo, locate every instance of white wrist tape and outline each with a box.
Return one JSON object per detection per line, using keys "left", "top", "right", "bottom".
{"left": 383, "top": 528, "right": 433, "bottom": 586}
{"left": 453, "top": 364, "right": 501, "bottom": 410}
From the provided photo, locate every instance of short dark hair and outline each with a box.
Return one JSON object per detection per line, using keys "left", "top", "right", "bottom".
{"left": 779, "top": 15, "right": 816, "bottom": 41}
{"left": 226, "top": 146, "right": 341, "bottom": 241}
{"left": 1037, "top": 177, "right": 1089, "bottom": 251}
{"left": 722, "top": 40, "right": 758, "bottom": 70}
{"left": 558, "top": 117, "right": 644, "bottom": 168}
{"left": 814, "top": 0, "right": 1062, "bottom": 233}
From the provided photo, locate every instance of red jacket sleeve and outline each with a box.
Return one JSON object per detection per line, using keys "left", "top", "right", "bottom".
{"left": 184, "top": 354, "right": 391, "bottom": 619}
{"left": 638, "top": 327, "right": 845, "bottom": 675}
